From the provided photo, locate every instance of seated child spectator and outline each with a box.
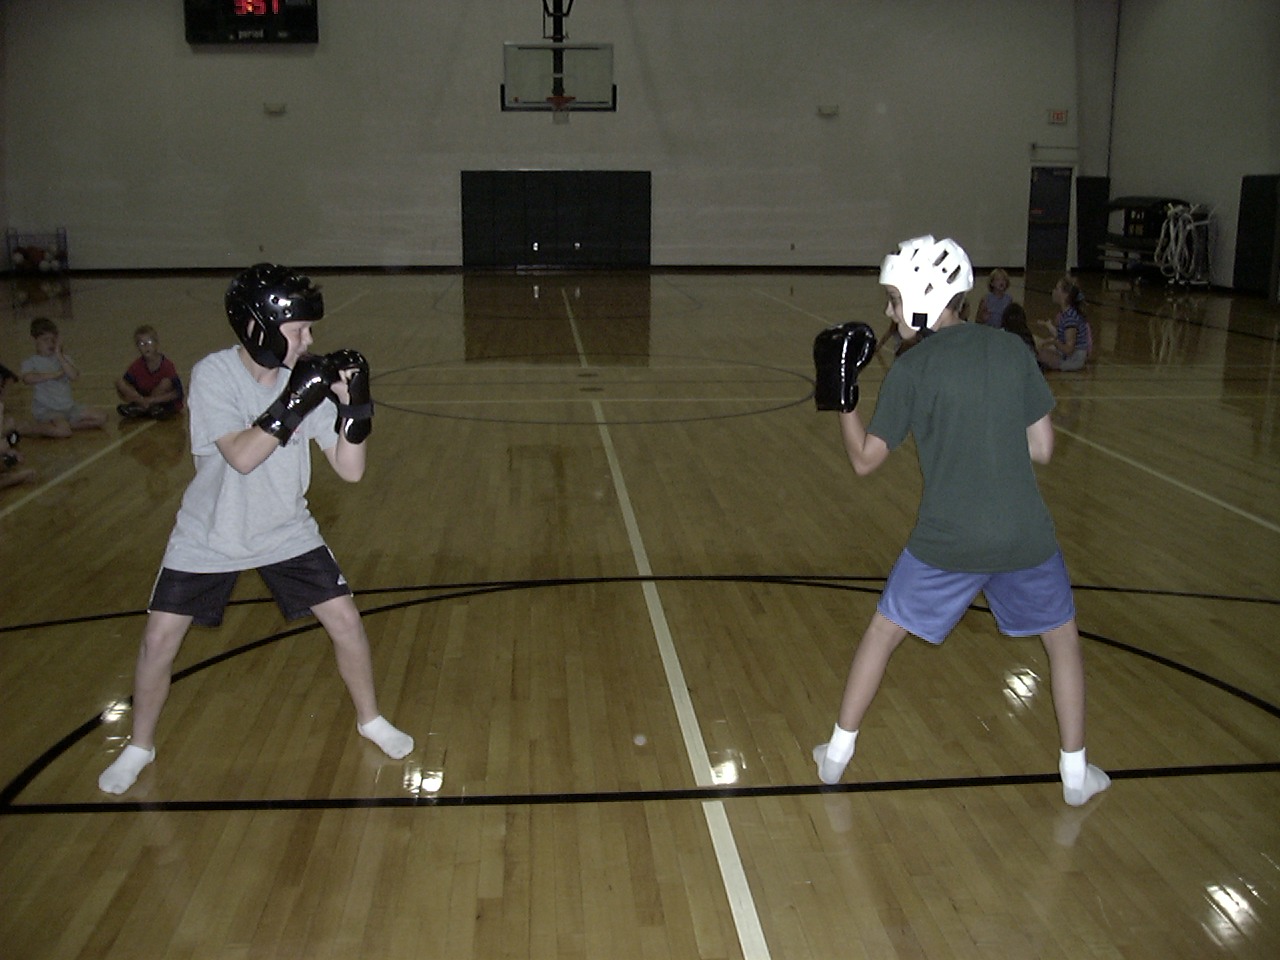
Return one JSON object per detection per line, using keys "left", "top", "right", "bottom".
{"left": 1037, "top": 276, "right": 1093, "bottom": 371}
{"left": 976, "top": 268, "right": 1012, "bottom": 328}
{"left": 1, "top": 361, "right": 19, "bottom": 437}
{"left": 1001, "top": 302, "right": 1037, "bottom": 353}
{"left": 0, "top": 431, "right": 35, "bottom": 489}
{"left": 117, "top": 325, "right": 184, "bottom": 420}
{"left": 20, "top": 317, "right": 108, "bottom": 436}
{"left": 1, "top": 364, "right": 36, "bottom": 488}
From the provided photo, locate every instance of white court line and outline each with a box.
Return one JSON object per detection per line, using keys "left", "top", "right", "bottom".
{"left": 753, "top": 288, "right": 843, "bottom": 325}
{"left": 562, "top": 289, "right": 772, "bottom": 960}
{"left": 0, "top": 422, "right": 156, "bottom": 522}
{"left": 1055, "top": 425, "right": 1280, "bottom": 536}
{"left": 593, "top": 402, "right": 771, "bottom": 960}
{"left": 321, "top": 288, "right": 369, "bottom": 317}
{"left": 565, "top": 299, "right": 589, "bottom": 364}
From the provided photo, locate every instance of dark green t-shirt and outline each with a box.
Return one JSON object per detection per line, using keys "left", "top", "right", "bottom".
{"left": 867, "top": 323, "right": 1058, "bottom": 572}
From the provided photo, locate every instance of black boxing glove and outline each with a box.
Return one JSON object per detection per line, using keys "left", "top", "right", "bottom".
{"left": 813, "top": 322, "right": 878, "bottom": 412}
{"left": 327, "top": 349, "right": 373, "bottom": 444}
{"left": 254, "top": 353, "right": 337, "bottom": 445}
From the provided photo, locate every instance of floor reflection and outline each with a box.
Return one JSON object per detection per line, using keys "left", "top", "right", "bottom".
{"left": 463, "top": 271, "right": 651, "bottom": 366}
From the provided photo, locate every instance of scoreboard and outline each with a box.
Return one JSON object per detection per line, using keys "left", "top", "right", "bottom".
{"left": 184, "top": 1, "right": 319, "bottom": 45}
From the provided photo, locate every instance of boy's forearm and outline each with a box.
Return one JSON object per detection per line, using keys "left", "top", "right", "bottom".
{"left": 329, "top": 436, "right": 367, "bottom": 482}
{"left": 840, "top": 410, "right": 876, "bottom": 475}
{"left": 840, "top": 409, "right": 868, "bottom": 458}
{"left": 1027, "top": 415, "right": 1055, "bottom": 464}
{"left": 216, "top": 427, "right": 282, "bottom": 474}
{"left": 837, "top": 408, "right": 892, "bottom": 476}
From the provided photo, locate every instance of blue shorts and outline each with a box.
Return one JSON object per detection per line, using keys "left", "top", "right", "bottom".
{"left": 877, "top": 549, "right": 1075, "bottom": 644}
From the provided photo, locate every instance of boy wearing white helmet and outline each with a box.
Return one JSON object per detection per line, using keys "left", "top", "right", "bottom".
{"left": 812, "top": 235, "right": 1109, "bottom": 807}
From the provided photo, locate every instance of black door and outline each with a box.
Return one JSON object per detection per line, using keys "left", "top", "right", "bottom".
{"left": 1026, "top": 166, "right": 1073, "bottom": 271}
{"left": 462, "top": 170, "right": 651, "bottom": 268}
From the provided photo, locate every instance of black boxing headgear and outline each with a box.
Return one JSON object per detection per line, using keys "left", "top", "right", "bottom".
{"left": 225, "top": 263, "right": 324, "bottom": 368}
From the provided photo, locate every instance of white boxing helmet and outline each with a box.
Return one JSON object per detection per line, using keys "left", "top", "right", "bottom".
{"left": 879, "top": 235, "right": 974, "bottom": 330}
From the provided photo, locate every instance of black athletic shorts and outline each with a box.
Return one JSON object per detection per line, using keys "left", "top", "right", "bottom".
{"left": 148, "top": 546, "right": 351, "bottom": 627}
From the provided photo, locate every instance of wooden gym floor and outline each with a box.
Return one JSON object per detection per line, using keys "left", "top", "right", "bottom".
{"left": 1, "top": 267, "right": 1277, "bottom": 959}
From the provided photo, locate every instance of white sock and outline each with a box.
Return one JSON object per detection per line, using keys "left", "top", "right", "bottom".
{"left": 1060, "top": 748, "right": 1110, "bottom": 806}
{"left": 812, "top": 724, "right": 858, "bottom": 785}
{"left": 98, "top": 744, "right": 156, "bottom": 795}
{"left": 358, "top": 716, "right": 414, "bottom": 759}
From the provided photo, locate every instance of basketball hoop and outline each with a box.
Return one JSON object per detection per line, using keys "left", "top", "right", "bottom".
{"left": 547, "top": 94, "right": 575, "bottom": 125}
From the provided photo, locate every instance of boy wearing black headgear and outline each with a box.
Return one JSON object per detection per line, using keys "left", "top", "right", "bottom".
{"left": 99, "top": 264, "right": 408, "bottom": 795}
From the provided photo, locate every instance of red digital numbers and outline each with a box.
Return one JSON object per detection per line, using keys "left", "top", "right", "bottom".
{"left": 233, "top": 1, "right": 281, "bottom": 16}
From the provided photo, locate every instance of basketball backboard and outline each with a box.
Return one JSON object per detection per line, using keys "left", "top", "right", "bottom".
{"left": 501, "top": 42, "right": 616, "bottom": 112}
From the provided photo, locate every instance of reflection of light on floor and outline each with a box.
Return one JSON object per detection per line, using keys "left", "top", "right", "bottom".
{"left": 100, "top": 700, "right": 130, "bottom": 723}
{"left": 711, "top": 761, "right": 738, "bottom": 785}
{"left": 403, "top": 765, "right": 445, "bottom": 796}
{"left": 1002, "top": 667, "right": 1040, "bottom": 712}
{"left": 709, "top": 750, "right": 743, "bottom": 786}
{"left": 1203, "top": 882, "right": 1258, "bottom": 946}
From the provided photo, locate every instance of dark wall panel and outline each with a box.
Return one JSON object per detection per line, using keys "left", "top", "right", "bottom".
{"left": 1075, "top": 176, "right": 1111, "bottom": 272}
{"left": 1233, "top": 175, "right": 1280, "bottom": 299}
{"left": 462, "top": 171, "right": 651, "bottom": 268}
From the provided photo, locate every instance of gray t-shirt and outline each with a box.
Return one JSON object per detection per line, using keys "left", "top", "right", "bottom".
{"left": 162, "top": 347, "right": 339, "bottom": 573}
{"left": 21, "top": 353, "right": 75, "bottom": 414}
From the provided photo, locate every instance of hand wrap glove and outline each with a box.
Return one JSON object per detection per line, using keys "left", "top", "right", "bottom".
{"left": 327, "top": 349, "right": 373, "bottom": 444}
{"left": 254, "top": 353, "right": 337, "bottom": 445}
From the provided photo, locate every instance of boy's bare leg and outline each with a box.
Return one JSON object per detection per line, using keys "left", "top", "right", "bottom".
{"left": 71, "top": 409, "right": 108, "bottom": 430}
{"left": 23, "top": 417, "right": 72, "bottom": 438}
{"left": 1041, "top": 619, "right": 1110, "bottom": 805}
{"left": 836, "top": 612, "right": 910, "bottom": 731}
{"left": 1040, "top": 619, "right": 1086, "bottom": 751}
{"left": 0, "top": 404, "right": 31, "bottom": 485}
{"left": 0, "top": 468, "right": 36, "bottom": 488}
{"left": 312, "top": 595, "right": 414, "bottom": 759}
{"left": 814, "top": 611, "right": 908, "bottom": 783}
{"left": 1038, "top": 344, "right": 1065, "bottom": 369}
{"left": 0, "top": 434, "right": 36, "bottom": 487}
{"left": 98, "top": 611, "right": 192, "bottom": 793}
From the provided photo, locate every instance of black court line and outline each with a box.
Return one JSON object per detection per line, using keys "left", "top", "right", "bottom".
{"left": 3, "top": 575, "right": 1275, "bottom": 638}
{"left": 2, "top": 575, "right": 1278, "bottom": 811}
{"left": 373, "top": 353, "right": 817, "bottom": 426}
{"left": 6, "top": 762, "right": 1279, "bottom": 817}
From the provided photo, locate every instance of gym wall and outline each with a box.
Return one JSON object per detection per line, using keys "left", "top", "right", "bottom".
{"left": 1, "top": 0, "right": 1275, "bottom": 284}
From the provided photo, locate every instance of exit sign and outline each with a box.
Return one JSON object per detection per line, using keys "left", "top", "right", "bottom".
{"left": 1048, "top": 109, "right": 1069, "bottom": 125}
